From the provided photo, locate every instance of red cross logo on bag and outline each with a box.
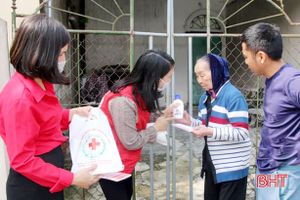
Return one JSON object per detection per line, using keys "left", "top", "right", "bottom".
{"left": 89, "top": 138, "right": 100, "bottom": 150}
{"left": 81, "top": 130, "right": 106, "bottom": 158}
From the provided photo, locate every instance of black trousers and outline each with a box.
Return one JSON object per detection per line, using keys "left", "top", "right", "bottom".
{"left": 6, "top": 146, "right": 64, "bottom": 200}
{"left": 204, "top": 169, "right": 247, "bottom": 200}
{"left": 99, "top": 176, "right": 133, "bottom": 200}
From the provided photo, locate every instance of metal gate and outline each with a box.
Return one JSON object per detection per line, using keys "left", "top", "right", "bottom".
{"left": 11, "top": 0, "right": 300, "bottom": 199}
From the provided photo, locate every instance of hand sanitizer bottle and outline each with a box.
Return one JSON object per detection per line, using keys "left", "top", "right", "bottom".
{"left": 173, "top": 94, "right": 184, "bottom": 119}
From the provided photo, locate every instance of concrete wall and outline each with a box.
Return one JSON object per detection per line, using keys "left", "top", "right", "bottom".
{"left": 83, "top": 0, "right": 300, "bottom": 103}
{"left": 84, "top": 0, "right": 168, "bottom": 72}
{"left": 173, "top": 0, "right": 226, "bottom": 101}
{"left": 84, "top": 0, "right": 226, "bottom": 102}
{"left": 228, "top": 0, "right": 300, "bottom": 69}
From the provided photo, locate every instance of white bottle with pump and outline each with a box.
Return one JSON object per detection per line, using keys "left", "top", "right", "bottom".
{"left": 173, "top": 94, "right": 184, "bottom": 119}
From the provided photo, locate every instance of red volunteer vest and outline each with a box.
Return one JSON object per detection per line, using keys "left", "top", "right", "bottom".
{"left": 100, "top": 85, "right": 150, "bottom": 173}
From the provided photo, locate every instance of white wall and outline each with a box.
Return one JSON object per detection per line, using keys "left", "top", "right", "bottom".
{"left": 0, "top": 0, "right": 39, "bottom": 45}
{"left": 0, "top": 18, "right": 10, "bottom": 200}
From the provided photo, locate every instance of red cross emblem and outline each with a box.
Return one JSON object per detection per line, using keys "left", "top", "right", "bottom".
{"left": 88, "top": 138, "right": 100, "bottom": 150}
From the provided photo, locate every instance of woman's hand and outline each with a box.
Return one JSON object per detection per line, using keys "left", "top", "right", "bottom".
{"left": 192, "top": 126, "right": 213, "bottom": 138}
{"left": 70, "top": 106, "right": 92, "bottom": 121}
{"left": 162, "top": 102, "right": 180, "bottom": 118}
{"left": 174, "top": 111, "right": 192, "bottom": 125}
{"left": 72, "top": 164, "right": 101, "bottom": 189}
{"left": 154, "top": 116, "right": 173, "bottom": 132}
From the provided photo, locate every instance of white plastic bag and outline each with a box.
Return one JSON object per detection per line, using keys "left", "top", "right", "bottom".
{"left": 69, "top": 108, "right": 124, "bottom": 175}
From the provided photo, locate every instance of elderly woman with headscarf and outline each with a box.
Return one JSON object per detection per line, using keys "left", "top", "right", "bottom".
{"left": 178, "top": 53, "right": 250, "bottom": 200}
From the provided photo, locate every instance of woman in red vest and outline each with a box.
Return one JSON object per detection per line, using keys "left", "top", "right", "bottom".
{"left": 100, "top": 49, "right": 175, "bottom": 199}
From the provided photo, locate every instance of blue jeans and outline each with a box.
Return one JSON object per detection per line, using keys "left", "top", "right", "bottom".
{"left": 256, "top": 165, "right": 300, "bottom": 200}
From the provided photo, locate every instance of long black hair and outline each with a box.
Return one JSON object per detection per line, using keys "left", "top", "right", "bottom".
{"left": 111, "top": 49, "right": 175, "bottom": 112}
{"left": 10, "top": 14, "right": 70, "bottom": 84}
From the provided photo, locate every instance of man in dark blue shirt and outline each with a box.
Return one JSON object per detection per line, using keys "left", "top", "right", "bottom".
{"left": 241, "top": 22, "right": 300, "bottom": 200}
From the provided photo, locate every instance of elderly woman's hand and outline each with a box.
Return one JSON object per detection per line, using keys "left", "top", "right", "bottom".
{"left": 192, "top": 126, "right": 213, "bottom": 138}
{"left": 174, "top": 111, "right": 192, "bottom": 125}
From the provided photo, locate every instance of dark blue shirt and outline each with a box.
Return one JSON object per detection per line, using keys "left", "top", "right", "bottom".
{"left": 257, "top": 64, "right": 300, "bottom": 172}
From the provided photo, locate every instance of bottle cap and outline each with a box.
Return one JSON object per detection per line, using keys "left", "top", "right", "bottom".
{"left": 175, "top": 94, "right": 181, "bottom": 100}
